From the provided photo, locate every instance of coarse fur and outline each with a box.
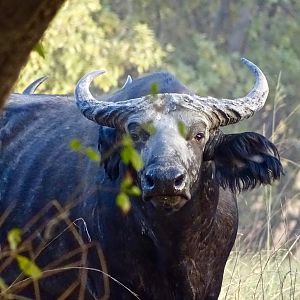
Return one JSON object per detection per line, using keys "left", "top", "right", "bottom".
{"left": 0, "top": 72, "right": 282, "bottom": 299}
{"left": 204, "top": 130, "right": 282, "bottom": 192}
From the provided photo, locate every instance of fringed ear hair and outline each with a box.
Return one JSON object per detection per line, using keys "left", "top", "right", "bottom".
{"left": 210, "top": 132, "right": 283, "bottom": 192}
{"left": 203, "top": 130, "right": 224, "bottom": 161}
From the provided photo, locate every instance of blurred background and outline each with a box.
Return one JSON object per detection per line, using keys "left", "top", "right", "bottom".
{"left": 14, "top": 0, "right": 300, "bottom": 297}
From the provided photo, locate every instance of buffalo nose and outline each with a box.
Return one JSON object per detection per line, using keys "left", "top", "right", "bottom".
{"left": 143, "top": 167, "right": 187, "bottom": 192}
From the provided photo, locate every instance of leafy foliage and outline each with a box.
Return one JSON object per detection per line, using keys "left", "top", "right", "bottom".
{"left": 177, "top": 120, "right": 187, "bottom": 139}
{"left": 150, "top": 82, "right": 159, "bottom": 95}
{"left": 33, "top": 42, "right": 46, "bottom": 59}
{"left": 121, "top": 135, "right": 144, "bottom": 171}
{"left": 69, "top": 138, "right": 100, "bottom": 162}
{"left": 70, "top": 135, "right": 142, "bottom": 214}
{"left": 0, "top": 277, "right": 7, "bottom": 291}
{"left": 142, "top": 121, "right": 156, "bottom": 136}
{"left": 15, "top": 0, "right": 165, "bottom": 94}
{"left": 107, "top": 0, "right": 300, "bottom": 106}
{"left": 7, "top": 229, "right": 42, "bottom": 280}
{"left": 116, "top": 192, "right": 131, "bottom": 214}
{"left": 16, "top": 255, "right": 42, "bottom": 280}
{"left": 117, "top": 135, "right": 143, "bottom": 214}
{"left": 7, "top": 228, "right": 22, "bottom": 251}
{"left": 116, "top": 173, "right": 142, "bottom": 214}
{"left": 120, "top": 174, "right": 141, "bottom": 197}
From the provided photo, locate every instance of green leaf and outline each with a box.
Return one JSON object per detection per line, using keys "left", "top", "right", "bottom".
{"left": 7, "top": 228, "right": 22, "bottom": 251}
{"left": 120, "top": 147, "right": 131, "bottom": 165}
{"left": 142, "top": 121, "right": 156, "bottom": 135}
{"left": 121, "top": 134, "right": 144, "bottom": 170}
{"left": 129, "top": 148, "right": 144, "bottom": 171}
{"left": 128, "top": 185, "right": 141, "bottom": 196}
{"left": 16, "top": 255, "right": 42, "bottom": 280}
{"left": 121, "top": 136, "right": 144, "bottom": 170}
{"left": 177, "top": 121, "right": 187, "bottom": 139}
{"left": 120, "top": 174, "right": 133, "bottom": 190}
{"left": 69, "top": 139, "right": 82, "bottom": 151}
{"left": 33, "top": 42, "right": 46, "bottom": 59}
{"left": 85, "top": 147, "right": 101, "bottom": 162}
{"left": 0, "top": 277, "right": 7, "bottom": 291}
{"left": 116, "top": 192, "right": 131, "bottom": 214}
{"left": 69, "top": 139, "right": 100, "bottom": 162}
{"left": 150, "top": 82, "right": 159, "bottom": 95}
{"left": 121, "top": 135, "right": 133, "bottom": 147}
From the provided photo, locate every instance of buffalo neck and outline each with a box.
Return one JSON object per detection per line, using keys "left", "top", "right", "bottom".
{"left": 139, "top": 161, "right": 219, "bottom": 257}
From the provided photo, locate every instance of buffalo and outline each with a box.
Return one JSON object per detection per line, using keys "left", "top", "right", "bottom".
{"left": 0, "top": 58, "right": 282, "bottom": 299}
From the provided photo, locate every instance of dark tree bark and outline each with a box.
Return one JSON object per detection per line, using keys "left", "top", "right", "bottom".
{"left": 0, "top": 0, "right": 66, "bottom": 110}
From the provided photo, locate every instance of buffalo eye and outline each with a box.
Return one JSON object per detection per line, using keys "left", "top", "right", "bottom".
{"left": 194, "top": 132, "right": 205, "bottom": 142}
{"left": 127, "top": 122, "right": 149, "bottom": 142}
{"left": 131, "top": 133, "right": 140, "bottom": 142}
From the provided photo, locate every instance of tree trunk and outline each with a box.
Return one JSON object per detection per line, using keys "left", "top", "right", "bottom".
{"left": 0, "top": 0, "right": 66, "bottom": 110}
{"left": 211, "top": 0, "right": 231, "bottom": 41}
{"left": 227, "top": 4, "right": 254, "bottom": 53}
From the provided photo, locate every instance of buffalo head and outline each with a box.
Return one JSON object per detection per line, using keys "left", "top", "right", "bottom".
{"left": 74, "top": 58, "right": 282, "bottom": 213}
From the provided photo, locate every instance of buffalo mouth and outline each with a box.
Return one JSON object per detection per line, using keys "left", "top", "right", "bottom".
{"left": 145, "top": 195, "right": 190, "bottom": 212}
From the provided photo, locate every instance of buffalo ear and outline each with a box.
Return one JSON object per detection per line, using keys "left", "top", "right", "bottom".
{"left": 98, "top": 127, "right": 121, "bottom": 180}
{"left": 210, "top": 132, "right": 283, "bottom": 192}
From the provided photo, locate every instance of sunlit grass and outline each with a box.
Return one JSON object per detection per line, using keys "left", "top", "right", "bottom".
{"left": 221, "top": 248, "right": 300, "bottom": 300}
{"left": 221, "top": 74, "right": 300, "bottom": 299}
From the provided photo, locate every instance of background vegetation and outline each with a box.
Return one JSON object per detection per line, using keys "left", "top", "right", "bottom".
{"left": 11, "top": 0, "right": 300, "bottom": 298}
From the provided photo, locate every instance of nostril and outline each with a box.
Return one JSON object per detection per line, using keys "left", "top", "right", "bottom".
{"left": 174, "top": 173, "right": 186, "bottom": 188}
{"left": 145, "top": 174, "right": 155, "bottom": 188}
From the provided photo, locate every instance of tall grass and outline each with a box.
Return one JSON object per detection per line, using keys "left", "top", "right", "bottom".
{"left": 220, "top": 75, "right": 300, "bottom": 299}
{"left": 221, "top": 247, "right": 300, "bottom": 299}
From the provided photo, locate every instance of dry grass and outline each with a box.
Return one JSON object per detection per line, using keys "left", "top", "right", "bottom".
{"left": 221, "top": 248, "right": 300, "bottom": 300}
{"left": 220, "top": 76, "right": 300, "bottom": 299}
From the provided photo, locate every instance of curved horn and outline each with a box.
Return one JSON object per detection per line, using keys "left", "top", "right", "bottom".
{"left": 75, "top": 58, "right": 268, "bottom": 130}
{"left": 23, "top": 76, "right": 48, "bottom": 94}
{"left": 121, "top": 75, "right": 132, "bottom": 89}
{"left": 75, "top": 71, "right": 150, "bottom": 129}
{"left": 194, "top": 58, "right": 269, "bottom": 127}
